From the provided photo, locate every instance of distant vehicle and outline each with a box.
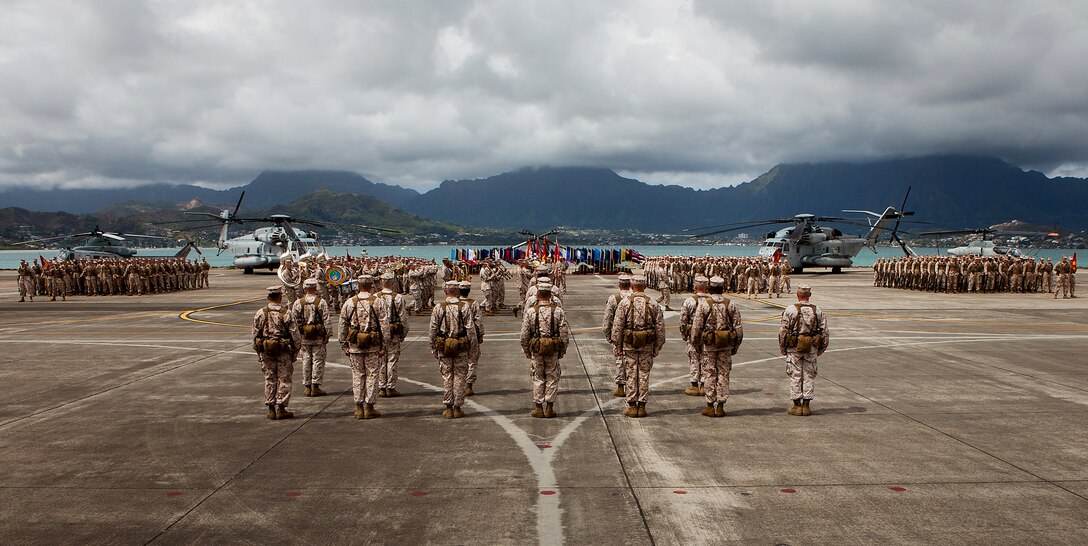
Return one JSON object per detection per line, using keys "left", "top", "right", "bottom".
{"left": 14, "top": 226, "right": 199, "bottom": 260}
{"left": 158, "top": 192, "right": 396, "bottom": 273}
{"left": 686, "top": 190, "right": 919, "bottom": 273}
{"left": 918, "top": 228, "right": 1026, "bottom": 258}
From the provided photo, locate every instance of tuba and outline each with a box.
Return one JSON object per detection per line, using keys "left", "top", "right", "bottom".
{"left": 277, "top": 261, "right": 302, "bottom": 289}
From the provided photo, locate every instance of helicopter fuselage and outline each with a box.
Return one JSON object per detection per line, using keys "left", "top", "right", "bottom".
{"left": 946, "top": 241, "right": 1022, "bottom": 258}
{"left": 222, "top": 226, "right": 321, "bottom": 270}
{"left": 756, "top": 225, "right": 868, "bottom": 271}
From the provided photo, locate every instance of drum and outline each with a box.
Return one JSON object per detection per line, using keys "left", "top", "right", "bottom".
{"left": 325, "top": 265, "right": 347, "bottom": 286}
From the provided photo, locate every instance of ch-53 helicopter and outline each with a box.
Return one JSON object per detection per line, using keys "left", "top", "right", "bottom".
{"left": 917, "top": 228, "right": 1029, "bottom": 258}
{"left": 157, "top": 192, "right": 398, "bottom": 273}
{"left": 14, "top": 226, "right": 200, "bottom": 261}
{"left": 685, "top": 190, "right": 921, "bottom": 273}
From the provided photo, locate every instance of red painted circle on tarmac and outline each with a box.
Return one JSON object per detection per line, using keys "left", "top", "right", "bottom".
{"left": 540, "top": 490, "right": 557, "bottom": 496}
{"left": 285, "top": 491, "right": 302, "bottom": 497}
{"left": 537, "top": 444, "right": 552, "bottom": 449}
{"left": 165, "top": 491, "right": 182, "bottom": 497}
{"left": 779, "top": 488, "right": 797, "bottom": 494}
{"left": 890, "top": 486, "right": 908, "bottom": 492}
{"left": 673, "top": 490, "right": 687, "bottom": 495}
{"left": 410, "top": 491, "right": 428, "bottom": 497}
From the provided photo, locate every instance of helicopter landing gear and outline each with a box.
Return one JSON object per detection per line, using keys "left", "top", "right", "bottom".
{"left": 832, "top": 267, "right": 842, "bottom": 274}
{"left": 243, "top": 267, "right": 253, "bottom": 275}
{"left": 793, "top": 267, "right": 804, "bottom": 274}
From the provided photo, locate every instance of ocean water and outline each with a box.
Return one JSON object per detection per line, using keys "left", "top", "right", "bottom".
{"left": 1, "top": 245, "right": 1079, "bottom": 270}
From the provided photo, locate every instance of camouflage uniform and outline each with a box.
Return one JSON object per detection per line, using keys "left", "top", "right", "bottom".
{"left": 338, "top": 284, "right": 387, "bottom": 417}
{"left": 17, "top": 261, "right": 34, "bottom": 301}
{"left": 457, "top": 282, "right": 485, "bottom": 393}
{"left": 377, "top": 280, "right": 410, "bottom": 395}
{"left": 779, "top": 295, "right": 830, "bottom": 412}
{"left": 520, "top": 289, "right": 570, "bottom": 415}
{"left": 678, "top": 284, "right": 712, "bottom": 394}
{"left": 690, "top": 287, "right": 743, "bottom": 411}
{"left": 291, "top": 288, "right": 330, "bottom": 393}
{"left": 429, "top": 284, "right": 479, "bottom": 416}
{"left": 610, "top": 282, "right": 666, "bottom": 415}
{"left": 602, "top": 278, "right": 632, "bottom": 393}
{"left": 252, "top": 291, "right": 302, "bottom": 415}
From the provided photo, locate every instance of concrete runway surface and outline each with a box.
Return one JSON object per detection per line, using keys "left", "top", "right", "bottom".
{"left": 1, "top": 269, "right": 1086, "bottom": 545}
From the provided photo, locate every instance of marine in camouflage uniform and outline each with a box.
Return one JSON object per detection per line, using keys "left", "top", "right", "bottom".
{"left": 338, "top": 276, "right": 387, "bottom": 419}
{"left": 779, "top": 284, "right": 830, "bottom": 416}
{"left": 678, "top": 276, "right": 712, "bottom": 396}
{"left": 291, "top": 278, "right": 330, "bottom": 397}
{"left": 520, "top": 282, "right": 570, "bottom": 418}
{"left": 690, "top": 276, "right": 743, "bottom": 417}
{"left": 602, "top": 275, "right": 632, "bottom": 397}
{"left": 429, "top": 280, "right": 479, "bottom": 418}
{"left": 377, "top": 272, "right": 410, "bottom": 397}
{"left": 252, "top": 286, "right": 303, "bottom": 420}
{"left": 17, "top": 260, "right": 35, "bottom": 302}
{"left": 610, "top": 275, "right": 666, "bottom": 418}
{"left": 457, "top": 281, "right": 485, "bottom": 396}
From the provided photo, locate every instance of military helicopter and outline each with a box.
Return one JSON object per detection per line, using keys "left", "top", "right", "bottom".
{"left": 157, "top": 192, "right": 397, "bottom": 273}
{"left": 917, "top": 228, "right": 1027, "bottom": 258}
{"left": 14, "top": 226, "right": 199, "bottom": 261}
{"left": 685, "top": 191, "right": 919, "bottom": 273}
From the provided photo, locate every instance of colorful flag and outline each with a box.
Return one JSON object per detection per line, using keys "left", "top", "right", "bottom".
{"left": 1073, "top": 252, "right": 1078, "bottom": 270}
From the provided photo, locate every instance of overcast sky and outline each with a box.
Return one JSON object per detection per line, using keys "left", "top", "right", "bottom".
{"left": 1, "top": 0, "right": 1086, "bottom": 192}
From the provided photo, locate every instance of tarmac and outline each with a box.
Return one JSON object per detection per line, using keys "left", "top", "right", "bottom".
{"left": 1, "top": 268, "right": 1086, "bottom": 545}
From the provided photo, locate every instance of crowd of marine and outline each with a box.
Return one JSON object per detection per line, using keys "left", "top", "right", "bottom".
{"left": 644, "top": 256, "right": 793, "bottom": 308}
{"left": 252, "top": 254, "right": 826, "bottom": 421}
{"left": 16, "top": 257, "right": 211, "bottom": 302}
{"left": 873, "top": 255, "right": 1078, "bottom": 298}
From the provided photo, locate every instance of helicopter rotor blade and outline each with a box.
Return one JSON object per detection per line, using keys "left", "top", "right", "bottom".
{"left": 233, "top": 191, "right": 245, "bottom": 218}
{"left": 101, "top": 233, "right": 126, "bottom": 241}
{"left": 12, "top": 234, "right": 76, "bottom": 245}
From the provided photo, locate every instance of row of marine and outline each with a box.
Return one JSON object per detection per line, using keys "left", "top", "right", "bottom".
{"left": 16, "top": 257, "right": 210, "bottom": 302}
{"left": 874, "top": 255, "right": 1077, "bottom": 298}
{"left": 645, "top": 256, "right": 792, "bottom": 300}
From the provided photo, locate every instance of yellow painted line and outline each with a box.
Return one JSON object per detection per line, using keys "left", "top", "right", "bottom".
{"left": 178, "top": 298, "right": 263, "bottom": 329}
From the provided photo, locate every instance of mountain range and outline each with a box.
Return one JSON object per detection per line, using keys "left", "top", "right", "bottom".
{"left": 2, "top": 155, "right": 1086, "bottom": 232}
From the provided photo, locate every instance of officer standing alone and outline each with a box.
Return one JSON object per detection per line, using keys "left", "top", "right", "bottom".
{"left": 778, "top": 284, "right": 829, "bottom": 416}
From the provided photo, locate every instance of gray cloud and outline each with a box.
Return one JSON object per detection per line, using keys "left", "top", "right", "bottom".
{"left": 1, "top": 0, "right": 1086, "bottom": 193}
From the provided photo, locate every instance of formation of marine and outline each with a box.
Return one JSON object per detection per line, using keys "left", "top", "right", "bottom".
{"left": 874, "top": 255, "right": 1078, "bottom": 298}
{"left": 15, "top": 257, "right": 210, "bottom": 302}
{"left": 644, "top": 256, "right": 792, "bottom": 300}
{"left": 251, "top": 259, "right": 829, "bottom": 421}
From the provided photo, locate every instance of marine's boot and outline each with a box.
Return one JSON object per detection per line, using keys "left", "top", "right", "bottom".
{"left": 311, "top": 385, "right": 327, "bottom": 397}
{"left": 701, "top": 404, "right": 715, "bottom": 417}
{"left": 698, "top": 384, "right": 706, "bottom": 396}
{"left": 544, "top": 403, "right": 556, "bottom": 418}
{"left": 624, "top": 404, "right": 638, "bottom": 418}
{"left": 452, "top": 406, "right": 465, "bottom": 419}
{"left": 378, "top": 388, "right": 388, "bottom": 398}
{"left": 442, "top": 405, "right": 454, "bottom": 419}
{"left": 531, "top": 404, "right": 545, "bottom": 418}
{"left": 364, "top": 404, "right": 381, "bottom": 419}
{"left": 464, "top": 384, "right": 475, "bottom": 397}
{"left": 613, "top": 385, "right": 626, "bottom": 397}
{"left": 684, "top": 383, "right": 701, "bottom": 396}
{"left": 715, "top": 402, "right": 726, "bottom": 417}
{"left": 636, "top": 403, "right": 648, "bottom": 418}
{"left": 19, "top": 297, "right": 24, "bottom": 302}
{"left": 303, "top": 386, "right": 312, "bottom": 397}
{"left": 354, "top": 403, "right": 365, "bottom": 420}
{"left": 801, "top": 399, "right": 811, "bottom": 416}
{"left": 267, "top": 404, "right": 277, "bottom": 420}
{"left": 386, "top": 388, "right": 401, "bottom": 397}
{"left": 275, "top": 405, "right": 294, "bottom": 420}
{"left": 787, "top": 399, "right": 802, "bottom": 416}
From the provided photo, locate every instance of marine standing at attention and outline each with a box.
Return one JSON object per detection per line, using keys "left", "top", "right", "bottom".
{"left": 339, "top": 275, "right": 386, "bottom": 420}
{"left": 679, "top": 275, "right": 712, "bottom": 396}
{"left": 458, "top": 280, "right": 485, "bottom": 396}
{"left": 690, "top": 276, "right": 743, "bottom": 417}
{"left": 253, "top": 286, "right": 302, "bottom": 420}
{"left": 292, "top": 278, "right": 330, "bottom": 397}
{"left": 520, "top": 282, "right": 570, "bottom": 418}
{"left": 377, "top": 272, "right": 408, "bottom": 398}
{"left": 778, "top": 284, "right": 829, "bottom": 416}
{"left": 611, "top": 274, "right": 665, "bottom": 418}
{"left": 430, "top": 280, "right": 478, "bottom": 418}
{"left": 602, "top": 274, "right": 632, "bottom": 397}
